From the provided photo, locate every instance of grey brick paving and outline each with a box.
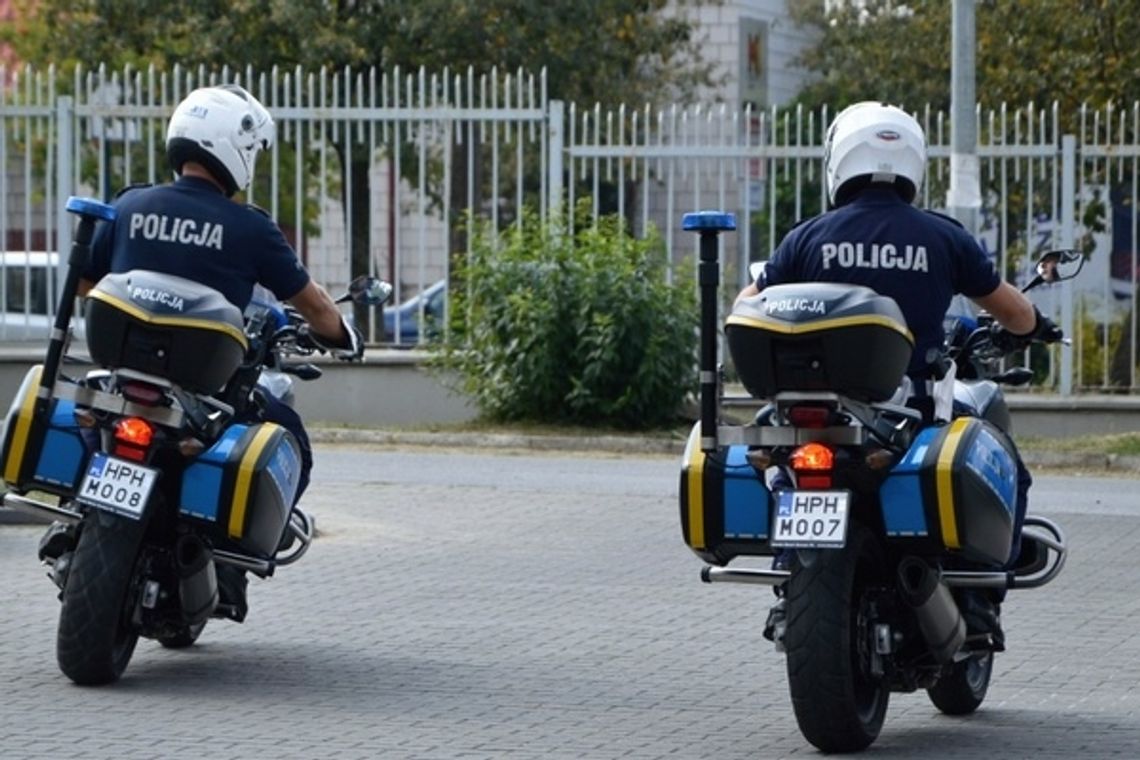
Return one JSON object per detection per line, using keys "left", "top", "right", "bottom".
{"left": 1, "top": 445, "right": 1138, "bottom": 758}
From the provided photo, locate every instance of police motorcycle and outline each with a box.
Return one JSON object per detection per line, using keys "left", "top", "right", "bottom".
{"left": 677, "top": 211, "right": 1080, "bottom": 753}
{"left": 0, "top": 197, "right": 391, "bottom": 685}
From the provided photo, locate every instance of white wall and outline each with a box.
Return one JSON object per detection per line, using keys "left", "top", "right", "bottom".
{"left": 686, "top": 0, "right": 818, "bottom": 107}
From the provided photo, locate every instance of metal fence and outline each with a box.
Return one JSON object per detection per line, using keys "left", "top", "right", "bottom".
{"left": 4, "top": 63, "right": 1140, "bottom": 393}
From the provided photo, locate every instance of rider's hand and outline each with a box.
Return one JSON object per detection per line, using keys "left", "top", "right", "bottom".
{"left": 298, "top": 317, "right": 365, "bottom": 361}
{"left": 1034, "top": 312, "right": 1064, "bottom": 343}
{"left": 333, "top": 323, "right": 365, "bottom": 362}
{"left": 990, "top": 307, "right": 1062, "bottom": 352}
{"left": 295, "top": 324, "right": 323, "bottom": 353}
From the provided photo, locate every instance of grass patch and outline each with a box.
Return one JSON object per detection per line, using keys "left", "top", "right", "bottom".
{"left": 340, "top": 417, "right": 693, "bottom": 441}
{"left": 313, "top": 419, "right": 1140, "bottom": 458}
{"left": 1018, "top": 432, "right": 1140, "bottom": 456}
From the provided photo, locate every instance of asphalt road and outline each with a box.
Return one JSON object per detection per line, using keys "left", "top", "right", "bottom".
{"left": 1, "top": 444, "right": 1138, "bottom": 759}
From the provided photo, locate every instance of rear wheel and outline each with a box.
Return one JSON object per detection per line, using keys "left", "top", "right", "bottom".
{"left": 927, "top": 651, "right": 993, "bottom": 715}
{"left": 784, "top": 524, "right": 889, "bottom": 753}
{"left": 56, "top": 511, "right": 145, "bottom": 685}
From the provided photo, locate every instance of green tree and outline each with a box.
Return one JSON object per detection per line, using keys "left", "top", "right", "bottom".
{"left": 789, "top": 0, "right": 1140, "bottom": 388}
{"left": 5, "top": 1, "right": 721, "bottom": 327}
{"left": 789, "top": 0, "right": 1140, "bottom": 118}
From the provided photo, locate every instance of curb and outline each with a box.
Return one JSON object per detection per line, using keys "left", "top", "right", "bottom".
{"left": 308, "top": 427, "right": 687, "bottom": 455}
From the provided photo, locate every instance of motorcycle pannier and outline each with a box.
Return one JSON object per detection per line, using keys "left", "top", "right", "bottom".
{"left": 679, "top": 423, "right": 775, "bottom": 565}
{"left": 1, "top": 365, "right": 88, "bottom": 496}
{"left": 85, "top": 270, "right": 248, "bottom": 393}
{"left": 726, "top": 282, "right": 913, "bottom": 402}
{"left": 879, "top": 416, "right": 1018, "bottom": 565}
{"left": 179, "top": 422, "right": 302, "bottom": 558}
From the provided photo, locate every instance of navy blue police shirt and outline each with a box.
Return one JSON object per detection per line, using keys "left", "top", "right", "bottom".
{"left": 85, "top": 175, "right": 310, "bottom": 311}
{"left": 760, "top": 185, "right": 1000, "bottom": 376}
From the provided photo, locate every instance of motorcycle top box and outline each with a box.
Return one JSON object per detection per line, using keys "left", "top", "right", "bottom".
{"left": 85, "top": 270, "right": 248, "bottom": 393}
{"left": 726, "top": 282, "right": 913, "bottom": 402}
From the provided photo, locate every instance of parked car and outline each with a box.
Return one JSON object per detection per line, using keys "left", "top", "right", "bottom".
{"left": 0, "top": 251, "right": 85, "bottom": 343}
{"left": 382, "top": 279, "right": 446, "bottom": 344}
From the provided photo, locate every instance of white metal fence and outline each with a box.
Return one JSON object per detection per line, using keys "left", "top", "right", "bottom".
{"left": 4, "top": 64, "right": 1140, "bottom": 393}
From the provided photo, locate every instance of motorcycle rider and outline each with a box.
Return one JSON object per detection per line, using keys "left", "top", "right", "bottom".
{"left": 73, "top": 84, "right": 363, "bottom": 619}
{"left": 736, "top": 101, "right": 1060, "bottom": 650}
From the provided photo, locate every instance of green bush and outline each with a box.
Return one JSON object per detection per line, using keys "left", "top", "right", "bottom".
{"left": 437, "top": 207, "right": 697, "bottom": 429}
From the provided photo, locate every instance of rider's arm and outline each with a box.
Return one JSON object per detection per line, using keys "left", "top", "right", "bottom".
{"left": 287, "top": 280, "right": 351, "bottom": 347}
{"left": 971, "top": 281, "right": 1037, "bottom": 335}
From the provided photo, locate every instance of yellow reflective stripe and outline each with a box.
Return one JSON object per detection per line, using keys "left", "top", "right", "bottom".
{"left": 683, "top": 424, "right": 706, "bottom": 549}
{"left": 936, "top": 417, "right": 972, "bottom": 549}
{"left": 87, "top": 289, "right": 249, "bottom": 349}
{"left": 228, "top": 424, "right": 279, "bottom": 539}
{"left": 726, "top": 313, "right": 914, "bottom": 344}
{"left": 3, "top": 366, "right": 43, "bottom": 483}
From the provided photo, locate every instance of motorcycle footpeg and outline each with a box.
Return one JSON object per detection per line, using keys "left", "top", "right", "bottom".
{"left": 37, "top": 521, "right": 77, "bottom": 564}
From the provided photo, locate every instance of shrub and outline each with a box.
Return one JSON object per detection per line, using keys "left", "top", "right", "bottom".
{"left": 437, "top": 207, "right": 697, "bottom": 429}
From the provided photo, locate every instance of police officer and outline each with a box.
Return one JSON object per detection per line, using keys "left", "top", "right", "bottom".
{"left": 78, "top": 84, "right": 362, "bottom": 620}
{"left": 739, "top": 101, "right": 1060, "bottom": 649}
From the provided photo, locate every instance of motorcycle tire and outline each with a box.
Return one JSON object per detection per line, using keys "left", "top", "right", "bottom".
{"left": 784, "top": 523, "right": 889, "bottom": 753}
{"left": 927, "top": 651, "right": 994, "bottom": 715}
{"left": 56, "top": 510, "right": 145, "bottom": 685}
{"left": 158, "top": 620, "right": 207, "bottom": 649}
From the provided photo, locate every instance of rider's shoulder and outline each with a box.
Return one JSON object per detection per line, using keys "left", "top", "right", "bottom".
{"left": 922, "top": 209, "right": 966, "bottom": 229}
{"left": 788, "top": 216, "right": 813, "bottom": 234}
{"left": 113, "top": 183, "right": 153, "bottom": 200}
{"left": 243, "top": 202, "right": 272, "bottom": 219}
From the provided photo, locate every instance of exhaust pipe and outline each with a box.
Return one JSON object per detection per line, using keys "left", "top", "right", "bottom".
{"left": 175, "top": 535, "right": 218, "bottom": 625}
{"left": 897, "top": 556, "right": 965, "bottom": 664}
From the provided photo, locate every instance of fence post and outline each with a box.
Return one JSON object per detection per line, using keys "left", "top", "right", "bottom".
{"left": 548, "top": 100, "right": 564, "bottom": 223}
{"left": 55, "top": 96, "right": 74, "bottom": 266}
{"left": 1060, "top": 133, "right": 1076, "bottom": 396}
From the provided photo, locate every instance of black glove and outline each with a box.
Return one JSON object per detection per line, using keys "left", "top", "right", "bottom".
{"left": 298, "top": 316, "right": 365, "bottom": 361}
{"left": 990, "top": 307, "right": 1062, "bottom": 352}
{"left": 337, "top": 323, "right": 365, "bottom": 361}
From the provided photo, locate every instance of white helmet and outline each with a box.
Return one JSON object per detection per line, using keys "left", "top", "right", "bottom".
{"left": 824, "top": 101, "right": 926, "bottom": 206}
{"left": 165, "top": 85, "right": 275, "bottom": 196}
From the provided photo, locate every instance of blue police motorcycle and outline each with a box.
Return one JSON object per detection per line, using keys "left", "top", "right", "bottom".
{"left": 677, "top": 212, "right": 1079, "bottom": 753}
{"left": 0, "top": 198, "right": 389, "bottom": 684}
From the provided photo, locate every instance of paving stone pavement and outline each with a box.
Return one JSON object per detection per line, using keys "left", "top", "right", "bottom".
{"left": 1, "top": 445, "right": 1138, "bottom": 759}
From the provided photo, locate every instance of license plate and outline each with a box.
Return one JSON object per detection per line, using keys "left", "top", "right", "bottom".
{"left": 77, "top": 453, "right": 158, "bottom": 520}
{"left": 770, "top": 490, "right": 851, "bottom": 548}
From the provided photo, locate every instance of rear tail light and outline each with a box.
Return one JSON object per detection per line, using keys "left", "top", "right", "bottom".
{"left": 113, "top": 417, "right": 154, "bottom": 462}
{"left": 121, "top": 381, "right": 165, "bottom": 406}
{"left": 786, "top": 404, "right": 832, "bottom": 428}
{"left": 791, "top": 441, "right": 834, "bottom": 489}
